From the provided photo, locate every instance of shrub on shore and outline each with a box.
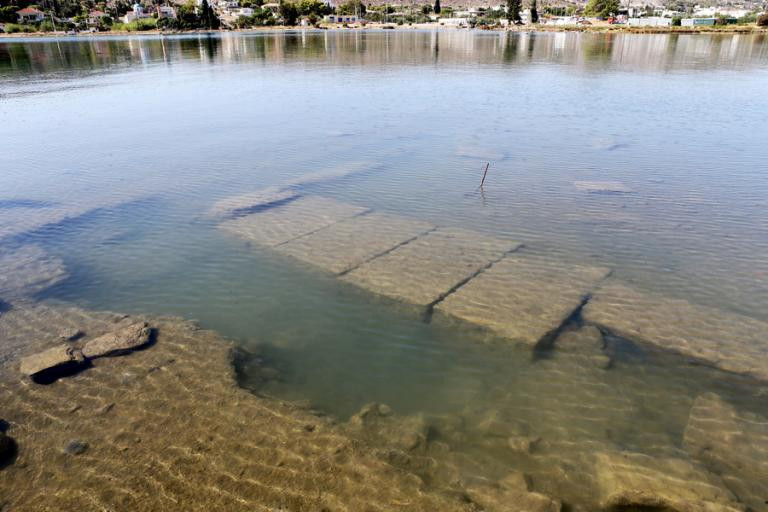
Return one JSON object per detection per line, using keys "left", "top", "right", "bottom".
{"left": 112, "top": 18, "right": 158, "bottom": 31}
{"left": 758, "top": 13, "right": 768, "bottom": 26}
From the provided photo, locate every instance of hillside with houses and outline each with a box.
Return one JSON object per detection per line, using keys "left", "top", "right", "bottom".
{"left": 0, "top": 0, "right": 766, "bottom": 32}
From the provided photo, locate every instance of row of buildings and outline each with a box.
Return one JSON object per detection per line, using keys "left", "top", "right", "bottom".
{"left": 7, "top": 1, "right": 763, "bottom": 29}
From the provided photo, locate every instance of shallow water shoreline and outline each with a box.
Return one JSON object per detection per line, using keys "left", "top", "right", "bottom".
{"left": 1, "top": 23, "right": 766, "bottom": 39}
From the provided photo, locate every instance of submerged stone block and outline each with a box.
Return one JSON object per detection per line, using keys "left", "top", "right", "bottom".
{"left": 0, "top": 195, "right": 143, "bottom": 241}
{"left": 19, "top": 345, "right": 83, "bottom": 377}
{"left": 219, "top": 196, "right": 369, "bottom": 248}
{"left": 208, "top": 187, "right": 300, "bottom": 218}
{"left": 683, "top": 393, "right": 768, "bottom": 512}
{"left": 582, "top": 282, "right": 768, "bottom": 382}
{"left": 340, "top": 227, "right": 519, "bottom": 307}
{"left": 276, "top": 212, "right": 435, "bottom": 275}
{"left": 208, "top": 161, "right": 376, "bottom": 218}
{"left": 81, "top": 321, "right": 152, "bottom": 358}
{"left": 594, "top": 451, "right": 744, "bottom": 512}
{"left": 283, "top": 160, "right": 377, "bottom": 188}
{"left": 573, "top": 181, "right": 633, "bottom": 194}
{"left": 435, "top": 257, "right": 610, "bottom": 347}
{"left": 0, "top": 245, "right": 67, "bottom": 299}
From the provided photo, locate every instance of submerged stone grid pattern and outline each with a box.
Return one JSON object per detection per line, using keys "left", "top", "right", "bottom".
{"left": 341, "top": 227, "right": 520, "bottom": 307}
{"left": 219, "top": 196, "right": 370, "bottom": 248}
{"left": 276, "top": 212, "right": 435, "bottom": 275}
{"left": 583, "top": 281, "right": 768, "bottom": 382}
{"left": 435, "top": 257, "right": 610, "bottom": 347}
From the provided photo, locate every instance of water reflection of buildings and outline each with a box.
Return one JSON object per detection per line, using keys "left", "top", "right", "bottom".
{"left": 1, "top": 31, "right": 767, "bottom": 78}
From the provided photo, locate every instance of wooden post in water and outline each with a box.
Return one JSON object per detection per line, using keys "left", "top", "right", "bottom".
{"left": 479, "top": 162, "right": 490, "bottom": 189}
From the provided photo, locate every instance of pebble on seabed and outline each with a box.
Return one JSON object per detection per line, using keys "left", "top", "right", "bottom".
{"left": 64, "top": 439, "right": 88, "bottom": 456}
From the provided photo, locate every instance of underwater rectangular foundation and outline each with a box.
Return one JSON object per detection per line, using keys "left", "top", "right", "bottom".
{"left": 0, "top": 195, "right": 143, "bottom": 242}
{"left": 435, "top": 257, "right": 611, "bottom": 347}
{"left": 276, "top": 212, "right": 435, "bottom": 275}
{"left": 341, "top": 227, "right": 520, "bottom": 306}
{"left": 219, "top": 196, "right": 370, "bottom": 247}
{"left": 583, "top": 281, "right": 768, "bottom": 382}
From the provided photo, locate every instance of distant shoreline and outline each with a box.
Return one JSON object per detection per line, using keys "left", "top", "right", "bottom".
{"left": 1, "top": 23, "right": 766, "bottom": 38}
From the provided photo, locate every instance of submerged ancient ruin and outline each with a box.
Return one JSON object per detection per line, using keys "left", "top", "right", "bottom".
{"left": 1, "top": 183, "right": 767, "bottom": 511}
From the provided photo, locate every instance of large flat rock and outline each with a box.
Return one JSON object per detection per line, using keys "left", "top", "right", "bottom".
{"left": 594, "top": 451, "right": 744, "bottom": 512}
{"left": 219, "top": 196, "right": 369, "bottom": 248}
{"left": 208, "top": 161, "right": 376, "bottom": 218}
{"left": 276, "top": 212, "right": 435, "bottom": 275}
{"left": 0, "top": 195, "right": 142, "bottom": 241}
{"left": 341, "top": 227, "right": 519, "bottom": 307}
{"left": 0, "top": 245, "right": 67, "bottom": 300}
{"left": 435, "top": 257, "right": 610, "bottom": 346}
{"left": 582, "top": 282, "right": 768, "bottom": 382}
{"left": 19, "top": 344, "right": 83, "bottom": 376}
{"left": 207, "top": 187, "right": 300, "bottom": 218}
{"left": 683, "top": 393, "right": 768, "bottom": 511}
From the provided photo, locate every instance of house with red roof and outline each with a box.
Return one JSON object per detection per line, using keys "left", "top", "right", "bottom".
{"left": 87, "top": 10, "right": 109, "bottom": 26}
{"left": 16, "top": 7, "right": 46, "bottom": 23}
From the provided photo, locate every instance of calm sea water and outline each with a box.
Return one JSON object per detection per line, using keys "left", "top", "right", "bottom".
{"left": 2, "top": 30, "right": 768, "bottom": 507}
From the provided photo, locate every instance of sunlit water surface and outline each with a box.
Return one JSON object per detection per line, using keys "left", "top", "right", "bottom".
{"left": 2, "top": 30, "right": 768, "bottom": 508}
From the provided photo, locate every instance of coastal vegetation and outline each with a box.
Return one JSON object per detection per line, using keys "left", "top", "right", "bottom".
{"left": 584, "top": 0, "right": 621, "bottom": 17}
{"left": 0, "top": 0, "right": 765, "bottom": 33}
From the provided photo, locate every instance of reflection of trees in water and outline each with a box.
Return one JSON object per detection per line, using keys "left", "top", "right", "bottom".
{"left": 581, "top": 32, "right": 615, "bottom": 63}
{"left": 1, "top": 32, "right": 767, "bottom": 77}
{"left": 503, "top": 32, "right": 520, "bottom": 63}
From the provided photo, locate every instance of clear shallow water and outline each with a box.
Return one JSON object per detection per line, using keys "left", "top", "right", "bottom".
{"left": 2, "top": 30, "right": 768, "bottom": 508}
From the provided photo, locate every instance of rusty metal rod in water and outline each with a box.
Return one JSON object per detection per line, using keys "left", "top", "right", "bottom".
{"left": 479, "top": 162, "right": 490, "bottom": 189}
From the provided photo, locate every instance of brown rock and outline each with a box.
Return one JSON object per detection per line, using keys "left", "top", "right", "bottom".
{"left": 683, "top": 393, "right": 768, "bottom": 512}
{"left": 465, "top": 472, "right": 561, "bottom": 512}
{"left": 82, "top": 322, "right": 151, "bottom": 358}
{"left": 19, "top": 345, "right": 84, "bottom": 376}
{"left": 594, "top": 451, "right": 745, "bottom": 512}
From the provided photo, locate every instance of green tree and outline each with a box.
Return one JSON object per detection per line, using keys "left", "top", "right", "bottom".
{"left": 433, "top": 0, "right": 440, "bottom": 14}
{"left": 336, "top": 0, "right": 365, "bottom": 15}
{"left": 583, "top": 0, "right": 619, "bottom": 17}
{"left": 297, "top": 0, "right": 328, "bottom": 15}
{"left": 279, "top": 1, "right": 298, "bottom": 24}
{"left": 199, "top": 0, "right": 221, "bottom": 29}
{"left": 506, "top": 0, "right": 521, "bottom": 23}
{"left": 530, "top": 0, "right": 538, "bottom": 22}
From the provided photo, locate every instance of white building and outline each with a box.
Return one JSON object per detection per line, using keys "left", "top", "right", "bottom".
{"left": 681, "top": 17, "right": 716, "bottom": 25}
{"left": 157, "top": 6, "right": 176, "bottom": 18}
{"left": 439, "top": 17, "right": 469, "bottom": 26}
{"left": 16, "top": 7, "right": 46, "bottom": 23}
{"left": 123, "top": 3, "right": 149, "bottom": 23}
{"left": 237, "top": 7, "right": 255, "bottom": 17}
{"left": 323, "top": 14, "right": 358, "bottom": 23}
{"left": 628, "top": 16, "right": 672, "bottom": 26}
